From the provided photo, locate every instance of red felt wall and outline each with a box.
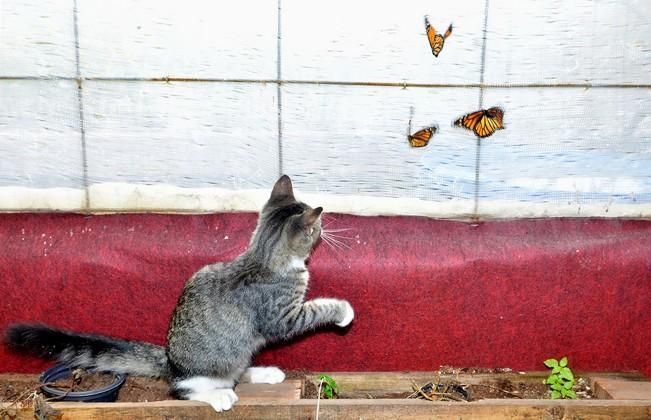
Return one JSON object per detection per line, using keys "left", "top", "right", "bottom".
{"left": 0, "top": 213, "right": 649, "bottom": 377}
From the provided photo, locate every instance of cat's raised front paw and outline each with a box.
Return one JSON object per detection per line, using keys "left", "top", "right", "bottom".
{"left": 336, "top": 301, "right": 354, "bottom": 327}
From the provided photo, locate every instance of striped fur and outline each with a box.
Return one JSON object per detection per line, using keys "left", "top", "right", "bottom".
{"left": 4, "top": 175, "right": 353, "bottom": 412}
{"left": 5, "top": 323, "right": 168, "bottom": 377}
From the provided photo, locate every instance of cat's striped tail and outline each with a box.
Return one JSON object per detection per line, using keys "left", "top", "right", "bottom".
{"left": 4, "top": 323, "right": 169, "bottom": 378}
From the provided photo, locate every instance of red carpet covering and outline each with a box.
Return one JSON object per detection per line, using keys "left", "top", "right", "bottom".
{"left": 1, "top": 213, "right": 649, "bottom": 376}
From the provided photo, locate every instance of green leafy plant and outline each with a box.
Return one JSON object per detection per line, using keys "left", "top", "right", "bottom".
{"left": 317, "top": 374, "right": 340, "bottom": 399}
{"left": 544, "top": 356, "right": 577, "bottom": 399}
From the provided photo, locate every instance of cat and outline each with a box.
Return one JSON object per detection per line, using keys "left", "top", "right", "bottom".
{"left": 4, "top": 175, "right": 354, "bottom": 412}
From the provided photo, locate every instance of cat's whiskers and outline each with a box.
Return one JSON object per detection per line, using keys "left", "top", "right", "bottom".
{"left": 319, "top": 216, "right": 353, "bottom": 254}
{"left": 320, "top": 236, "right": 347, "bottom": 255}
{"left": 322, "top": 237, "right": 344, "bottom": 251}
{"left": 321, "top": 232, "right": 353, "bottom": 240}
{"left": 321, "top": 227, "right": 352, "bottom": 233}
{"left": 322, "top": 237, "right": 351, "bottom": 251}
{"left": 321, "top": 215, "right": 344, "bottom": 230}
{"left": 319, "top": 232, "right": 344, "bottom": 252}
{"left": 320, "top": 231, "right": 352, "bottom": 251}
{"left": 321, "top": 229, "right": 354, "bottom": 242}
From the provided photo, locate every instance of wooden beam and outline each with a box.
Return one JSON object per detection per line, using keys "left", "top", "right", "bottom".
{"left": 235, "top": 380, "right": 302, "bottom": 400}
{"left": 3, "top": 372, "right": 650, "bottom": 419}
{"left": 593, "top": 377, "right": 651, "bottom": 400}
{"left": 4, "top": 398, "right": 651, "bottom": 420}
{"left": 312, "top": 371, "right": 647, "bottom": 397}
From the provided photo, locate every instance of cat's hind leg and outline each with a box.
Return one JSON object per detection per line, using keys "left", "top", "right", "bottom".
{"left": 172, "top": 376, "right": 238, "bottom": 412}
{"left": 239, "top": 366, "right": 285, "bottom": 384}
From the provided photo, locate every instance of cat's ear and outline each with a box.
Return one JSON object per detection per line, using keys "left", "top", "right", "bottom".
{"left": 270, "top": 175, "right": 295, "bottom": 201}
{"left": 302, "top": 207, "right": 323, "bottom": 226}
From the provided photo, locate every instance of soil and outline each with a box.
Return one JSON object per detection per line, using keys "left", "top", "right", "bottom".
{"left": 458, "top": 378, "right": 551, "bottom": 401}
{"left": 117, "top": 377, "right": 170, "bottom": 402}
{"left": 1, "top": 374, "right": 41, "bottom": 402}
{"left": 50, "top": 373, "right": 172, "bottom": 403}
{"left": 0, "top": 369, "right": 593, "bottom": 405}
{"left": 0, "top": 373, "right": 171, "bottom": 405}
{"left": 51, "top": 370, "right": 116, "bottom": 393}
{"left": 286, "top": 370, "right": 319, "bottom": 399}
{"left": 303, "top": 377, "right": 557, "bottom": 401}
{"left": 299, "top": 368, "right": 593, "bottom": 401}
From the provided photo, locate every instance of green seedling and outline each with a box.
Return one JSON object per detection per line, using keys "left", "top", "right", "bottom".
{"left": 544, "top": 356, "right": 577, "bottom": 399}
{"left": 317, "top": 374, "right": 340, "bottom": 399}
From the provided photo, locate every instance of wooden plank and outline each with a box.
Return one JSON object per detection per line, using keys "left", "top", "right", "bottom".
{"left": 0, "top": 373, "right": 41, "bottom": 384}
{"left": 2, "top": 372, "right": 650, "bottom": 419}
{"left": 235, "top": 380, "right": 302, "bottom": 400}
{"left": 4, "top": 398, "right": 651, "bottom": 420}
{"left": 593, "top": 377, "right": 651, "bottom": 400}
{"left": 311, "top": 371, "right": 648, "bottom": 396}
{"left": 0, "top": 375, "right": 301, "bottom": 400}
{"left": 2, "top": 371, "right": 643, "bottom": 390}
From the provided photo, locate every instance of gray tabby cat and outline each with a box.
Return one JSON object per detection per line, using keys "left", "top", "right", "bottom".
{"left": 4, "top": 175, "right": 354, "bottom": 412}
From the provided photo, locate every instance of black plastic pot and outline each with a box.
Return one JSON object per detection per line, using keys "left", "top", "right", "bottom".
{"left": 40, "top": 364, "right": 127, "bottom": 402}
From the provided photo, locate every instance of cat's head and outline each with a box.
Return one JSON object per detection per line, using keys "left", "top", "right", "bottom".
{"left": 251, "top": 175, "right": 323, "bottom": 262}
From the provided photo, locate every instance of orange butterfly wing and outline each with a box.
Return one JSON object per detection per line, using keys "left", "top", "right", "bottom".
{"left": 408, "top": 127, "right": 436, "bottom": 147}
{"left": 474, "top": 107, "right": 505, "bottom": 138}
{"left": 455, "top": 107, "right": 505, "bottom": 138}
{"left": 485, "top": 107, "right": 504, "bottom": 125}
{"left": 443, "top": 24, "right": 453, "bottom": 39}
{"left": 454, "top": 110, "right": 484, "bottom": 131}
{"left": 425, "top": 17, "right": 451, "bottom": 57}
{"left": 432, "top": 35, "right": 445, "bottom": 57}
{"left": 424, "top": 17, "right": 444, "bottom": 57}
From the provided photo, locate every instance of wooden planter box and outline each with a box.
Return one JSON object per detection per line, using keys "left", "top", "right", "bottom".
{"left": 2, "top": 371, "right": 650, "bottom": 419}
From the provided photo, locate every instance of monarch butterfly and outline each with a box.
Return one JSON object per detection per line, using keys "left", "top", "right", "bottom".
{"left": 454, "top": 107, "right": 505, "bottom": 138}
{"left": 408, "top": 125, "right": 437, "bottom": 147}
{"left": 424, "top": 16, "right": 453, "bottom": 57}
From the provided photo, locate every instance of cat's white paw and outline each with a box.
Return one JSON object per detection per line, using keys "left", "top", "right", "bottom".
{"left": 241, "top": 367, "right": 285, "bottom": 384}
{"left": 190, "top": 388, "right": 238, "bottom": 412}
{"left": 336, "top": 301, "right": 354, "bottom": 327}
